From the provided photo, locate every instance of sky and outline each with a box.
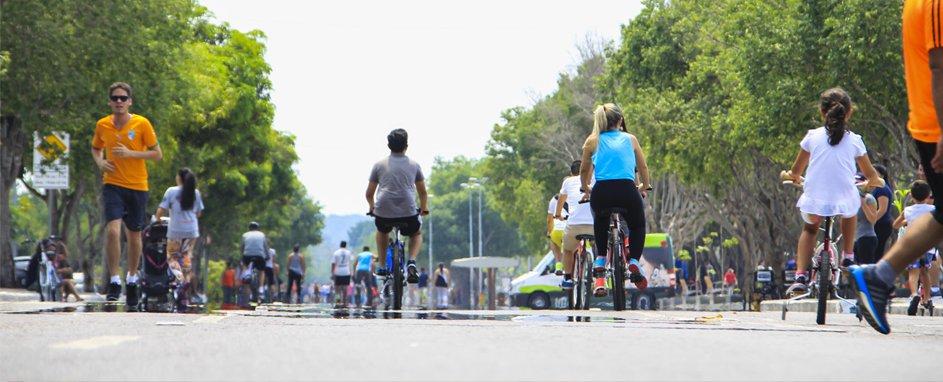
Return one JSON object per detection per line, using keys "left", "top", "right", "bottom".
{"left": 199, "top": 0, "right": 643, "bottom": 215}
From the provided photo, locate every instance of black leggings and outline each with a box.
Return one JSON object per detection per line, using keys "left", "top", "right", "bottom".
{"left": 854, "top": 236, "right": 878, "bottom": 265}
{"left": 590, "top": 180, "right": 646, "bottom": 262}
{"left": 873, "top": 220, "right": 892, "bottom": 261}
{"left": 287, "top": 271, "right": 303, "bottom": 303}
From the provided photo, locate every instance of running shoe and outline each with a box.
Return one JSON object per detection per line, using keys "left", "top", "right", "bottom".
{"left": 908, "top": 295, "right": 920, "bottom": 316}
{"left": 106, "top": 282, "right": 121, "bottom": 302}
{"left": 627, "top": 258, "right": 647, "bottom": 290}
{"left": 554, "top": 262, "right": 564, "bottom": 276}
{"left": 841, "top": 257, "right": 856, "bottom": 269}
{"left": 786, "top": 274, "right": 809, "bottom": 294}
{"left": 407, "top": 261, "right": 419, "bottom": 283}
{"left": 561, "top": 278, "right": 574, "bottom": 289}
{"left": 375, "top": 267, "right": 390, "bottom": 277}
{"left": 849, "top": 265, "right": 893, "bottom": 335}
{"left": 593, "top": 257, "right": 606, "bottom": 274}
{"left": 593, "top": 278, "right": 607, "bottom": 297}
{"left": 125, "top": 282, "right": 139, "bottom": 310}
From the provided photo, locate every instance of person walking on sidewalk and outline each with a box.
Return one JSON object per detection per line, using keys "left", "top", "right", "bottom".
{"left": 286, "top": 244, "right": 306, "bottom": 304}
{"left": 433, "top": 262, "right": 450, "bottom": 309}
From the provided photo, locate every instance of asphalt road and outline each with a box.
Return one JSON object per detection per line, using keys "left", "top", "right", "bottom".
{"left": 1, "top": 302, "right": 941, "bottom": 381}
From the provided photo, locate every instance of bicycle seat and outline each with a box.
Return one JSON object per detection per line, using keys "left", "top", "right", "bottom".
{"left": 575, "top": 234, "right": 595, "bottom": 241}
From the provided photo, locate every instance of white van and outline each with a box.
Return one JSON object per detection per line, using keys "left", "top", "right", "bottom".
{"left": 509, "top": 252, "right": 564, "bottom": 309}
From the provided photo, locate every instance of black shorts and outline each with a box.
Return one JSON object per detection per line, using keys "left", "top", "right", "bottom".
{"left": 264, "top": 267, "right": 275, "bottom": 285}
{"left": 354, "top": 270, "right": 374, "bottom": 287}
{"left": 916, "top": 140, "right": 943, "bottom": 224}
{"left": 334, "top": 275, "right": 351, "bottom": 287}
{"left": 374, "top": 215, "right": 421, "bottom": 236}
{"left": 102, "top": 184, "right": 148, "bottom": 231}
{"left": 241, "top": 256, "right": 265, "bottom": 271}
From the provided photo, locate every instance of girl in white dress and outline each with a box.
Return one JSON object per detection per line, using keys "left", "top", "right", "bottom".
{"left": 781, "top": 88, "right": 884, "bottom": 287}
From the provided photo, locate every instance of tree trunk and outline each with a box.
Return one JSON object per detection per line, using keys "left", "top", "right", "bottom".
{"left": 0, "top": 115, "right": 25, "bottom": 287}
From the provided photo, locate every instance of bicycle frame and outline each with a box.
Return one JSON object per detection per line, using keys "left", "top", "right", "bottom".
{"left": 782, "top": 216, "right": 857, "bottom": 319}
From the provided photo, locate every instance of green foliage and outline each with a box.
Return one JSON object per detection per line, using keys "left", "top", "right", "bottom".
{"left": 204, "top": 259, "right": 226, "bottom": 311}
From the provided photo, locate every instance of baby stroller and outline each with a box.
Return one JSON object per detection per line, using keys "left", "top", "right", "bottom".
{"left": 25, "top": 236, "right": 62, "bottom": 302}
{"left": 139, "top": 218, "right": 177, "bottom": 312}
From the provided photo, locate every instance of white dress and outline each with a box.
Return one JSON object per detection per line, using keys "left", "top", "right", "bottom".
{"left": 796, "top": 127, "right": 867, "bottom": 218}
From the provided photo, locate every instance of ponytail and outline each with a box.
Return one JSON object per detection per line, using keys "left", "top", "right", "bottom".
{"left": 590, "top": 103, "right": 625, "bottom": 138}
{"left": 178, "top": 168, "right": 197, "bottom": 211}
{"left": 819, "top": 88, "right": 852, "bottom": 146}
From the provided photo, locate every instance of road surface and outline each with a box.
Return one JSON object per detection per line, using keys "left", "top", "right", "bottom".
{"left": 1, "top": 302, "right": 940, "bottom": 381}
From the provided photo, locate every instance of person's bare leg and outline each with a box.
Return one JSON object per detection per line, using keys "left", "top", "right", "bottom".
{"left": 883, "top": 214, "right": 943, "bottom": 271}
{"left": 921, "top": 268, "right": 932, "bottom": 301}
{"left": 408, "top": 233, "right": 422, "bottom": 260}
{"left": 550, "top": 240, "right": 562, "bottom": 262}
{"left": 376, "top": 231, "right": 390, "bottom": 268}
{"left": 563, "top": 249, "right": 576, "bottom": 275}
{"left": 126, "top": 228, "right": 142, "bottom": 278}
{"left": 796, "top": 220, "right": 821, "bottom": 273}
{"left": 840, "top": 216, "right": 856, "bottom": 254}
{"left": 105, "top": 220, "right": 122, "bottom": 278}
{"left": 909, "top": 269, "right": 920, "bottom": 297}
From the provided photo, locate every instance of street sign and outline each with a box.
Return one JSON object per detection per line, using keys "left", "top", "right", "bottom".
{"left": 32, "top": 132, "right": 70, "bottom": 189}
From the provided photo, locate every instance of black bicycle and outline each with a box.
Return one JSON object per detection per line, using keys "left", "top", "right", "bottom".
{"left": 369, "top": 212, "right": 408, "bottom": 311}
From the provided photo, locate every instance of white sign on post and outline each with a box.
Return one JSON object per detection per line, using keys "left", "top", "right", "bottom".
{"left": 32, "top": 132, "right": 70, "bottom": 190}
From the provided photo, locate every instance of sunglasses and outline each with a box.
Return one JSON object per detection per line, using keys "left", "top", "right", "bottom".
{"left": 110, "top": 95, "right": 130, "bottom": 102}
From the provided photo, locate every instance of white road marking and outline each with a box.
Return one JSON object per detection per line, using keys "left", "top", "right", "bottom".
{"left": 194, "top": 315, "right": 226, "bottom": 324}
{"left": 51, "top": 335, "right": 139, "bottom": 350}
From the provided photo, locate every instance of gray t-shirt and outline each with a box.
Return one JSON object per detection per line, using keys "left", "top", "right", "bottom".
{"left": 242, "top": 231, "right": 267, "bottom": 257}
{"left": 856, "top": 194, "right": 877, "bottom": 240}
{"left": 159, "top": 186, "right": 205, "bottom": 239}
{"left": 369, "top": 153, "right": 424, "bottom": 218}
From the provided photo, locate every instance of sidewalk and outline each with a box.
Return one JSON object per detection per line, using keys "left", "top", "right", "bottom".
{"left": 0, "top": 287, "right": 105, "bottom": 303}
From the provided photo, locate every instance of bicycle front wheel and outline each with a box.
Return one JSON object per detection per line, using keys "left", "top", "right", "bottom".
{"left": 572, "top": 249, "right": 584, "bottom": 309}
{"left": 611, "top": 229, "right": 627, "bottom": 311}
{"left": 581, "top": 249, "right": 593, "bottom": 310}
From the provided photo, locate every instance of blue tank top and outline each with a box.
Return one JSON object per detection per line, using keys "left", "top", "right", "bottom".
{"left": 592, "top": 131, "right": 636, "bottom": 181}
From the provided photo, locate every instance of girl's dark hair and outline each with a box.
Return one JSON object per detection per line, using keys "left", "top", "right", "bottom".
{"left": 178, "top": 168, "right": 197, "bottom": 211}
{"left": 819, "top": 88, "right": 852, "bottom": 146}
{"left": 874, "top": 164, "right": 894, "bottom": 191}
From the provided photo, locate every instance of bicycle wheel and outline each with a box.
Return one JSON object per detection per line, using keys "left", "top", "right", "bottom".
{"left": 38, "top": 263, "right": 50, "bottom": 302}
{"left": 572, "top": 249, "right": 583, "bottom": 309}
{"left": 611, "top": 228, "right": 627, "bottom": 311}
{"left": 581, "top": 249, "right": 593, "bottom": 310}
{"left": 392, "top": 241, "right": 404, "bottom": 311}
{"left": 816, "top": 248, "right": 830, "bottom": 325}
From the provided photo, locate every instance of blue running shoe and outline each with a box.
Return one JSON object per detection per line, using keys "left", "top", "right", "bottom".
{"left": 849, "top": 265, "right": 893, "bottom": 335}
{"left": 627, "top": 258, "right": 647, "bottom": 290}
{"left": 561, "top": 278, "right": 574, "bottom": 289}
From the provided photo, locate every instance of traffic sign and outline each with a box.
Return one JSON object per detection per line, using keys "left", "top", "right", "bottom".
{"left": 32, "top": 132, "right": 70, "bottom": 189}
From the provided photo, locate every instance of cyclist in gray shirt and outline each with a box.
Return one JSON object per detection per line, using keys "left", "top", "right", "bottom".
{"left": 366, "top": 129, "right": 429, "bottom": 283}
{"left": 240, "top": 221, "right": 269, "bottom": 301}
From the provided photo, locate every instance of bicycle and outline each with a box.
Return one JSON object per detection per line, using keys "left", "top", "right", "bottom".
{"left": 569, "top": 234, "right": 594, "bottom": 310}
{"left": 239, "top": 262, "right": 262, "bottom": 308}
{"left": 780, "top": 173, "right": 861, "bottom": 325}
{"left": 369, "top": 215, "right": 407, "bottom": 311}
{"left": 578, "top": 201, "right": 630, "bottom": 311}
{"left": 37, "top": 239, "right": 61, "bottom": 303}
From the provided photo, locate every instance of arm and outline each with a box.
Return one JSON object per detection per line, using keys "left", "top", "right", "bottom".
{"left": 861, "top": 198, "right": 880, "bottom": 224}
{"left": 579, "top": 137, "right": 596, "bottom": 199}
{"left": 416, "top": 180, "right": 429, "bottom": 214}
{"left": 631, "top": 135, "right": 652, "bottom": 193}
{"left": 91, "top": 147, "right": 116, "bottom": 173}
{"left": 112, "top": 143, "right": 163, "bottom": 161}
{"left": 929, "top": 48, "right": 943, "bottom": 172}
{"left": 555, "top": 194, "right": 567, "bottom": 219}
{"left": 365, "top": 181, "right": 378, "bottom": 213}
{"left": 785, "top": 150, "right": 810, "bottom": 182}
{"left": 855, "top": 156, "right": 885, "bottom": 189}
{"left": 893, "top": 213, "right": 906, "bottom": 230}
{"left": 546, "top": 214, "right": 554, "bottom": 237}
{"left": 155, "top": 207, "right": 167, "bottom": 219}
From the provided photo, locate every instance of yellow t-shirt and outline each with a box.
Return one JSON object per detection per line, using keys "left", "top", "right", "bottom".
{"left": 91, "top": 114, "right": 158, "bottom": 191}
{"left": 904, "top": 0, "right": 943, "bottom": 143}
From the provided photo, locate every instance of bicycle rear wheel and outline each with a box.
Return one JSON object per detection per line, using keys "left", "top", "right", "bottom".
{"left": 392, "top": 241, "right": 404, "bottom": 311}
{"left": 611, "top": 228, "right": 627, "bottom": 311}
{"left": 581, "top": 248, "right": 593, "bottom": 310}
{"left": 816, "top": 249, "right": 830, "bottom": 325}
{"left": 572, "top": 248, "right": 584, "bottom": 309}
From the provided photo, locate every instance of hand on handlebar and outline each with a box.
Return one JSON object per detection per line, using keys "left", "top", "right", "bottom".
{"left": 779, "top": 170, "right": 804, "bottom": 186}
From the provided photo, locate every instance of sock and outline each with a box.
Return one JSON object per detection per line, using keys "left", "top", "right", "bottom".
{"left": 126, "top": 272, "right": 139, "bottom": 284}
{"left": 110, "top": 275, "right": 121, "bottom": 284}
{"left": 843, "top": 252, "right": 855, "bottom": 261}
{"left": 875, "top": 260, "right": 897, "bottom": 286}
{"left": 795, "top": 270, "right": 808, "bottom": 280}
